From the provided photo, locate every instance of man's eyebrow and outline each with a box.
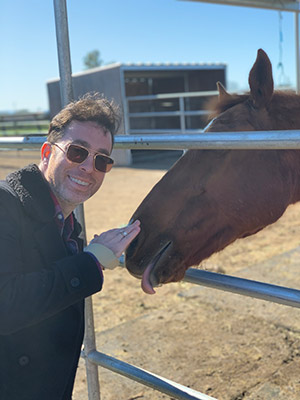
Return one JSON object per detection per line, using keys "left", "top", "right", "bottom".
{"left": 72, "top": 139, "right": 110, "bottom": 156}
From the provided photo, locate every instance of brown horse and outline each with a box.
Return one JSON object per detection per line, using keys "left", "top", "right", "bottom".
{"left": 125, "top": 49, "right": 300, "bottom": 294}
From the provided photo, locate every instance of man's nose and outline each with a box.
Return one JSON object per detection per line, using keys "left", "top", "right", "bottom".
{"left": 79, "top": 155, "right": 94, "bottom": 172}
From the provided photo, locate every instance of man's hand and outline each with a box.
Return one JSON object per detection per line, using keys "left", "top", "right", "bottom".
{"left": 90, "top": 220, "right": 141, "bottom": 258}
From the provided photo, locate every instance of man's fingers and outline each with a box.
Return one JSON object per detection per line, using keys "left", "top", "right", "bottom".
{"left": 89, "top": 220, "right": 141, "bottom": 258}
{"left": 114, "top": 225, "right": 141, "bottom": 257}
{"left": 120, "top": 226, "right": 140, "bottom": 243}
{"left": 117, "top": 220, "right": 140, "bottom": 240}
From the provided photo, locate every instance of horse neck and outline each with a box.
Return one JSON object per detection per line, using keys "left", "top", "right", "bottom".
{"left": 277, "top": 148, "right": 300, "bottom": 208}
{"left": 271, "top": 92, "right": 300, "bottom": 130}
{"left": 270, "top": 94, "right": 300, "bottom": 203}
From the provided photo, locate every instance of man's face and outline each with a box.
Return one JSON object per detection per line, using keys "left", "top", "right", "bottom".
{"left": 40, "top": 120, "right": 113, "bottom": 217}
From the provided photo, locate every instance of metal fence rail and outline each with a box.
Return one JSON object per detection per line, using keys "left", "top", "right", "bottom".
{"left": 184, "top": 269, "right": 300, "bottom": 308}
{"left": 2, "top": 130, "right": 300, "bottom": 150}
{"left": 2, "top": 133, "right": 300, "bottom": 399}
{"left": 84, "top": 350, "right": 217, "bottom": 400}
{"left": 0, "top": 113, "right": 49, "bottom": 135}
{"left": 117, "top": 252, "right": 300, "bottom": 308}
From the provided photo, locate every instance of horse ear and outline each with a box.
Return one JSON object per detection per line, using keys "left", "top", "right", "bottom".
{"left": 248, "top": 49, "right": 274, "bottom": 108}
{"left": 217, "top": 82, "right": 231, "bottom": 101}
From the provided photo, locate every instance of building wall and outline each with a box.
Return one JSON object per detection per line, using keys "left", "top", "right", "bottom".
{"left": 47, "top": 64, "right": 226, "bottom": 166}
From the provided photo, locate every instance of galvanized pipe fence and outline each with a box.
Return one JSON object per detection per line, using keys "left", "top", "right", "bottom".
{"left": 3, "top": 129, "right": 300, "bottom": 150}
{"left": 2, "top": 132, "right": 300, "bottom": 399}
{"left": 19, "top": 0, "right": 300, "bottom": 398}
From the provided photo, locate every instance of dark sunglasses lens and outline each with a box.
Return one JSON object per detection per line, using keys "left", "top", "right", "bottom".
{"left": 67, "top": 145, "right": 88, "bottom": 164}
{"left": 95, "top": 155, "right": 114, "bottom": 173}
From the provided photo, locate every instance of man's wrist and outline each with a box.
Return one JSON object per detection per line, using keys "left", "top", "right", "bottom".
{"left": 84, "top": 243, "right": 119, "bottom": 270}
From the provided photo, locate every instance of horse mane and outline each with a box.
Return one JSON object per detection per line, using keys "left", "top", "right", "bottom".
{"left": 206, "top": 93, "right": 250, "bottom": 120}
{"left": 206, "top": 90, "right": 299, "bottom": 122}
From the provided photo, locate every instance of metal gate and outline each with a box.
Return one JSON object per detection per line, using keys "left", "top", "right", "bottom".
{"left": 3, "top": 126, "right": 300, "bottom": 400}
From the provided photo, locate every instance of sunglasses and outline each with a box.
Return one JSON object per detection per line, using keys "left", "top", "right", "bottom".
{"left": 52, "top": 143, "right": 114, "bottom": 173}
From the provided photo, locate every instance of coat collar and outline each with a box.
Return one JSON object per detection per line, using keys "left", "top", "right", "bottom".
{"left": 5, "top": 164, "right": 84, "bottom": 264}
{"left": 6, "top": 164, "right": 82, "bottom": 236}
{"left": 6, "top": 164, "right": 55, "bottom": 223}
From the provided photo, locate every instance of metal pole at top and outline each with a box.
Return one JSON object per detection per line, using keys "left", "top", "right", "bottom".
{"left": 53, "top": 0, "right": 74, "bottom": 107}
{"left": 53, "top": 0, "right": 87, "bottom": 237}
{"left": 295, "top": 9, "right": 300, "bottom": 93}
{"left": 52, "top": 1, "right": 100, "bottom": 399}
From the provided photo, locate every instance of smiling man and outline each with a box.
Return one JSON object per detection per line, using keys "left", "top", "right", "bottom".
{"left": 41, "top": 120, "right": 112, "bottom": 217}
{"left": 0, "top": 93, "right": 140, "bottom": 400}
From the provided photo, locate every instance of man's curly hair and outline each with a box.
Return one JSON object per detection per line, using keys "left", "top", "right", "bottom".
{"left": 47, "top": 92, "right": 121, "bottom": 145}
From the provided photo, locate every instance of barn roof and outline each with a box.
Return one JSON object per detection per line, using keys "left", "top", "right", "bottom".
{"left": 47, "top": 62, "right": 226, "bottom": 82}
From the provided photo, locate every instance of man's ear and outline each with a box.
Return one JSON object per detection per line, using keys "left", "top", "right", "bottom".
{"left": 40, "top": 142, "right": 52, "bottom": 165}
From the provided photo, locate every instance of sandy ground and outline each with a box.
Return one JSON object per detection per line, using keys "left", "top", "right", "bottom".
{"left": 2, "top": 151, "right": 300, "bottom": 400}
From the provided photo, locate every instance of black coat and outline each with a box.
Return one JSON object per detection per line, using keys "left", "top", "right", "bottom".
{"left": 0, "top": 164, "right": 103, "bottom": 400}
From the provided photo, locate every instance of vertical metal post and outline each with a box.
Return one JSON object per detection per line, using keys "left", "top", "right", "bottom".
{"left": 83, "top": 295, "right": 101, "bottom": 400}
{"left": 295, "top": 10, "right": 300, "bottom": 93}
{"left": 119, "top": 68, "right": 130, "bottom": 135}
{"left": 179, "top": 97, "right": 186, "bottom": 133}
{"left": 53, "top": 0, "right": 74, "bottom": 107}
{"left": 53, "top": 1, "right": 100, "bottom": 399}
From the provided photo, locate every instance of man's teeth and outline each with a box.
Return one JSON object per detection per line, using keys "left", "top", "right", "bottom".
{"left": 70, "top": 176, "right": 89, "bottom": 186}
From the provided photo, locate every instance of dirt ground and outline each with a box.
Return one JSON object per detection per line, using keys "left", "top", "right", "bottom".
{"left": 2, "top": 151, "right": 300, "bottom": 400}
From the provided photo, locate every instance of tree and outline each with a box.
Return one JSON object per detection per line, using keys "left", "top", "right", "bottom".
{"left": 83, "top": 50, "right": 103, "bottom": 69}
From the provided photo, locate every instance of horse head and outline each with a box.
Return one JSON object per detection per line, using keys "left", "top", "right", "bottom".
{"left": 125, "top": 49, "right": 300, "bottom": 294}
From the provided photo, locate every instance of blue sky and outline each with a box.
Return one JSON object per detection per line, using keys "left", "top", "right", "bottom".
{"left": 0, "top": 0, "right": 297, "bottom": 112}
